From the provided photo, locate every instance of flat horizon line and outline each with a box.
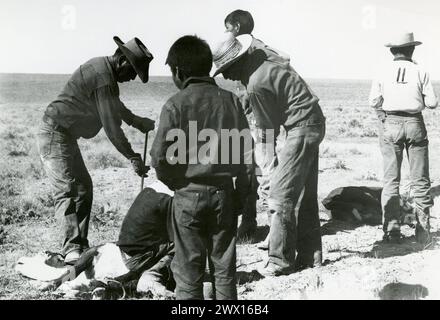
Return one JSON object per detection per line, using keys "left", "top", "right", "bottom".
{"left": 0, "top": 72, "right": 375, "bottom": 82}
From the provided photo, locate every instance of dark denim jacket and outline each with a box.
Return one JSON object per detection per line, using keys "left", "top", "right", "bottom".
{"left": 150, "top": 77, "right": 254, "bottom": 190}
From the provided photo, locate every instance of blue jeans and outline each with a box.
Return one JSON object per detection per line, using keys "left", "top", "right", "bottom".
{"left": 171, "top": 182, "right": 237, "bottom": 300}
{"left": 380, "top": 114, "right": 433, "bottom": 234}
{"left": 268, "top": 122, "right": 325, "bottom": 270}
{"left": 36, "top": 121, "right": 93, "bottom": 255}
{"left": 240, "top": 129, "right": 276, "bottom": 225}
{"left": 255, "top": 139, "right": 278, "bottom": 201}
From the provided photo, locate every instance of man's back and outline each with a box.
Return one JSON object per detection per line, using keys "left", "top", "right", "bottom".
{"left": 117, "top": 188, "right": 173, "bottom": 256}
{"left": 246, "top": 53, "right": 324, "bottom": 131}
{"left": 370, "top": 59, "right": 438, "bottom": 113}
{"left": 249, "top": 37, "right": 290, "bottom": 63}
{"left": 151, "top": 77, "right": 252, "bottom": 184}
{"left": 45, "top": 57, "right": 118, "bottom": 138}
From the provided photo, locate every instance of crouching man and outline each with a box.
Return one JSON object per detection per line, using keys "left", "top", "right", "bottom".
{"left": 58, "top": 180, "right": 246, "bottom": 298}
{"left": 115, "top": 184, "right": 175, "bottom": 292}
{"left": 55, "top": 183, "right": 175, "bottom": 298}
{"left": 36, "top": 36, "right": 155, "bottom": 264}
{"left": 21, "top": 179, "right": 246, "bottom": 298}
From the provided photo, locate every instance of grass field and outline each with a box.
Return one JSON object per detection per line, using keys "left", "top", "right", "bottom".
{"left": 1, "top": 73, "right": 440, "bottom": 300}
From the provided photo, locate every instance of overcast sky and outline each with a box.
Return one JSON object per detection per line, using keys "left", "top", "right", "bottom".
{"left": 1, "top": 0, "right": 440, "bottom": 79}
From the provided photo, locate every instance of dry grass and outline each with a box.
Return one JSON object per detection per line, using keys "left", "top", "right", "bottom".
{"left": 1, "top": 74, "right": 440, "bottom": 300}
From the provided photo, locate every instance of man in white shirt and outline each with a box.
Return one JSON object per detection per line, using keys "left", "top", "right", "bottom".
{"left": 369, "top": 32, "right": 438, "bottom": 244}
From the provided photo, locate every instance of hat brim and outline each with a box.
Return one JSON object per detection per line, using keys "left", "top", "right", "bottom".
{"left": 113, "top": 36, "right": 151, "bottom": 83}
{"left": 384, "top": 41, "right": 422, "bottom": 48}
{"left": 213, "top": 35, "right": 253, "bottom": 77}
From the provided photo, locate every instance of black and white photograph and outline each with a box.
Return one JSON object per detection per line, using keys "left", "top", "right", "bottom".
{"left": 1, "top": 0, "right": 440, "bottom": 304}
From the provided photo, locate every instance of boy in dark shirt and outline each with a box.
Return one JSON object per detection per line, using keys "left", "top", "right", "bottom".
{"left": 150, "top": 35, "right": 253, "bottom": 300}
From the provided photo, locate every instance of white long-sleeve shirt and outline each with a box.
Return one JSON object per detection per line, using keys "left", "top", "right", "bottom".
{"left": 369, "top": 57, "right": 438, "bottom": 113}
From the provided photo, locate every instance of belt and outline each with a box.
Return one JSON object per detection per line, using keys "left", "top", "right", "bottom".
{"left": 385, "top": 111, "right": 422, "bottom": 117}
{"left": 284, "top": 118, "right": 325, "bottom": 132}
{"left": 176, "top": 177, "right": 233, "bottom": 189}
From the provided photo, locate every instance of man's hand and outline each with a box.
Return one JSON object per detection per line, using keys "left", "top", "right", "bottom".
{"left": 130, "top": 154, "right": 150, "bottom": 177}
{"left": 132, "top": 116, "right": 155, "bottom": 133}
{"left": 236, "top": 88, "right": 251, "bottom": 115}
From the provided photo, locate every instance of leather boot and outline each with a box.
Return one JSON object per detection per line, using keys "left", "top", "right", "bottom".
{"left": 382, "top": 219, "right": 402, "bottom": 243}
{"left": 295, "top": 250, "right": 322, "bottom": 271}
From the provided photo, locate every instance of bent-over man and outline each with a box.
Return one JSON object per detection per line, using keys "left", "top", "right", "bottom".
{"left": 37, "top": 36, "right": 155, "bottom": 263}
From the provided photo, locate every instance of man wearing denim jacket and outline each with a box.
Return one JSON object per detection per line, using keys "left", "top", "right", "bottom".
{"left": 369, "top": 32, "right": 438, "bottom": 244}
{"left": 213, "top": 32, "right": 326, "bottom": 276}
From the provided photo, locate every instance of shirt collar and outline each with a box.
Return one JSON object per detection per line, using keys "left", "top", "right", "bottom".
{"left": 182, "top": 76, "right": 216, "bottom": 89}
{"left": 105, "top": 56, "right": 118, "bottom": 83}
{"left": 394, "top": 56, "right": 413, "bottom": 62}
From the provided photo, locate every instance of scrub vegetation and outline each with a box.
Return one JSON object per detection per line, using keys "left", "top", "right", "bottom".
{"left": 1, "top": 73, "right": 440, "bottom": 299}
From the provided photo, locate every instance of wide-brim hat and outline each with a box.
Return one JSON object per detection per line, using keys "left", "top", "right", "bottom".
{"left": 212, "top": 33, "right": 252, "bottom": 77}
{"left": 113, "top": 36, "right": 153, "bottom": 83}
{"left": 384, "top": 32, "right": 422, "bottom": 48}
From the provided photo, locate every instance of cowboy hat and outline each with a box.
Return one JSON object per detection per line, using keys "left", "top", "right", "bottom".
{"left": 212, "top": 32, "right": 252, "bottom": 77}
{"left": 384, "top": 32, "right": 422, "bottom": 48}
{"left": 113, "top": 36, "right": 153, "bottom": 83}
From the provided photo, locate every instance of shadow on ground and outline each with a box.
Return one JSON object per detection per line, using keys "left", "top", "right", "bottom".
{"left": 365, "top": 231, "right": 439, "bottom": 259}
{"left": 378, "top": 282, "right": 429, "bottom": 300}
{"left": 237, "top": 270, "right": 264, "bottom": 285}
{"left": 320, "top": 219, "right": 361, "bottom": 235}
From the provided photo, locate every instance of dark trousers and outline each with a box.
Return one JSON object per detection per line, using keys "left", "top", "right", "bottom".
{"left": 237, "top": 172, "right": 259, "bottom": 223}
{"left": 119, "top": 242, "right": 175, "bottom": 291}
{"left": 171, "top": 183, "right": 237, "bottom": 300}
{"left": 268, "top": 123, "right": 325, "bottom": 270}
{"left": 36, "top": 121, "right": 93, "bottom": 255}
{"left": 380, "top": 114, "right": 433, "bottom": 233}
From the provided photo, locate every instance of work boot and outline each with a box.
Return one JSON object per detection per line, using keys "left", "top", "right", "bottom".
{"left": 237, "top": 219, "right": 257, "bottom": 239}
{"left": 415, "top": 207, "right": 431, "bottom": 245}
{"left": 257, "top": 261, "right": 295, "bottom": 277}
{"left": 382, "top": 219, "right": 402, "bottom": 243}
{"left": 382, "top": 230, "right": 403, "bottom": 244}
{"left": 295, "top": 250, "right": 323, "bottom": 271}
